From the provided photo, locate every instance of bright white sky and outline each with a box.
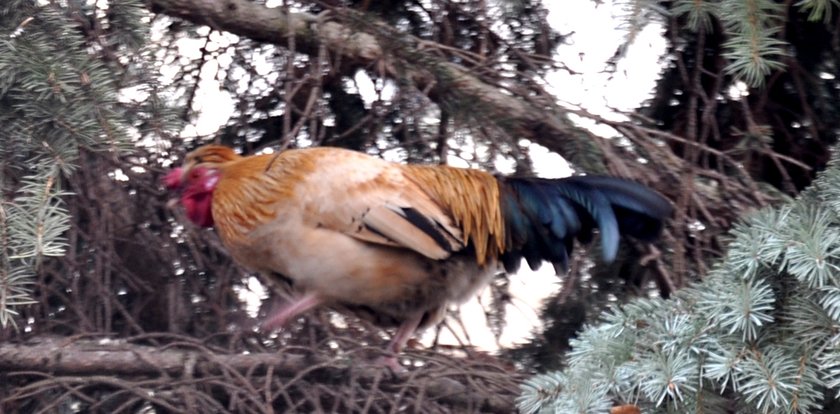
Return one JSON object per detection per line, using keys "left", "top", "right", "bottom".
{"left": 170, "top": 1, "right": 667, "bottom": 352}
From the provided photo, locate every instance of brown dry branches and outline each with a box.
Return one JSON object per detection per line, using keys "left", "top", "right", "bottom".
{"left": 147, "top": 0, "right": 577, "bottom": 152}
{"left": 0, "top": 335, "right": 520, "bottom": 413}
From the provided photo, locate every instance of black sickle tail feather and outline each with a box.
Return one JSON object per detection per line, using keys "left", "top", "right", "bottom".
{"left": 498, "top": 175, "right": 673, "bottom": 274}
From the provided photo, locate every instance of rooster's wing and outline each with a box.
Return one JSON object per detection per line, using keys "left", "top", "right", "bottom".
{"left": 288, "top": 148, "right": 466, "bottom": 261}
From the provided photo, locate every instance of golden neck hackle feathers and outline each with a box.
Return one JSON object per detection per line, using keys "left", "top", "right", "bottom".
{"left": 183, "top": 145, "right": 242, "bottom": 174}
{"left": 184, "top": 146, "right": 319, "bottom": 243}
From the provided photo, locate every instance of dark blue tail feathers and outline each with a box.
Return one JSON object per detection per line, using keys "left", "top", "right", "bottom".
{"left": 498, "top": 175, "right": 672, "bottom": 274}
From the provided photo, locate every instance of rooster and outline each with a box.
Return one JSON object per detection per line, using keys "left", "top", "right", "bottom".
{"left": 165, "top": 144, "right": 672, "bottom": 368}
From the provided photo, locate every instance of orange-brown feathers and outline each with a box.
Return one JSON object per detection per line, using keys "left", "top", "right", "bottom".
{"left": 187, "top": 147, "right": 320, "bottom": 245}
{"left": 178, "top": 144, "right": 508, "bottom": 268}
{"left": 403, "top": 165, "right": 504, "bottom": 265}
{"left": 183, "top": 144, "right": 242, "bottom": 169}
{"left": 166, "top": 143, "right": 672, "bottom": 365}
{"left": 164, "top": 143, "right": 675, "bottom": 371}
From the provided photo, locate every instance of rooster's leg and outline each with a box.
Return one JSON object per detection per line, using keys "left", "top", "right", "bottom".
{"left": 379, "top": 313, "right": 423, "bottom": 371}
{"left": 261, "top": 292, "right": 323, "bottom": 331}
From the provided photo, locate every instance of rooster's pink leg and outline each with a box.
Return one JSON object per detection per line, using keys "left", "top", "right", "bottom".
{"left": 379, "top": 313, "right": 423, "bottom": 371}
{"left": 261, "top": 292, "right": 323, "bottom": 331}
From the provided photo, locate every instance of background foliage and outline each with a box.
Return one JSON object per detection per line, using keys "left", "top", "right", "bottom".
{"left": 518, "top": 1, "right": 840, "bottom": 412}
{"left": 0, "top": 0, "right": 837, "bottom": 412}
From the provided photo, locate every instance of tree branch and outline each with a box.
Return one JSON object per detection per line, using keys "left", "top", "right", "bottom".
{"left": 0, "top": 336, "right": 307, "bottom": 376}
{"left": 145, "top": 0, "right": 575, "bottom": 152}
{"left": 0, "top": 336, "right": 516, "bottom": 413}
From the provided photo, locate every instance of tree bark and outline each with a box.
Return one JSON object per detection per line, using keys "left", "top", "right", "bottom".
{"left": 146, "top": 0, "right": 576, "bottom": 154}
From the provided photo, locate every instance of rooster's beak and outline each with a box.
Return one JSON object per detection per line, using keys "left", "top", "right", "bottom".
{"left": 163, "top": 167, "right": 184, "bottom": 190}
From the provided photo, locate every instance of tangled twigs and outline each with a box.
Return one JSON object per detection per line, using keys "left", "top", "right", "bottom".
{"left": 0, "top": 335, "right": 521, "bottom": 413}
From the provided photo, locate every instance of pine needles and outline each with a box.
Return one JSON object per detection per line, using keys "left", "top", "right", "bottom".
{"left": 518, "top": 149, "right": 840, "bottom": 413}
{"left": 0, "top": 0, "right": 155, "bottom": 329}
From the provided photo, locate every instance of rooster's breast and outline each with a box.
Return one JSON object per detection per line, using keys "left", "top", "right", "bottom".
{"left": 225, "top": 216, "right": 496, "bottom": 323}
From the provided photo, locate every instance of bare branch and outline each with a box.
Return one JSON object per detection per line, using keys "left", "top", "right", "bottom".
{"left": 0, "top": 336, "right": 519, "bottom": 413}
{"left": 146, "top": 0, "right": 575, "bottom": 148}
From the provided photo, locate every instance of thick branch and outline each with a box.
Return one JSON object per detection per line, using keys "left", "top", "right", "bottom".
{"left": 146, "top": 0, "right": 572, "bottom": 147}
{"left": 0, "top": 336, "right": 307, "bottom": 376}
{"left": 0, "top": 337, "right": 515, "bottom": 413}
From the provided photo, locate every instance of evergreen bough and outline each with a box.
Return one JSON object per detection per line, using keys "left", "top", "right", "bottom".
{"left": 518, "top": 148, "right": 840, "bottom": 413}
{"left": 621, "top": 0, "right": 826, "bottom": 87}
{"left": 0, "top": 0, "right": 169, "bottom": 328}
